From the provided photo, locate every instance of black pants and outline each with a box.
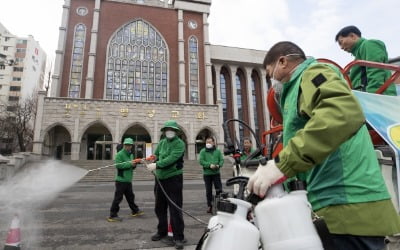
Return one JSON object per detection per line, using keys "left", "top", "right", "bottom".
{"left": 331, "top": 234, "right": 385, "bottom": 250}
{"left": 154, "top": 174, "right": 184, "bottom": 241}
{"left": 203, "top": 174, "right": 222, "bottom": 207}
{"left": 110, "top": 181, "right": 139, "bottom": 217}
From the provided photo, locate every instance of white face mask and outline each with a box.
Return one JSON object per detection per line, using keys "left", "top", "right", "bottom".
{"left": 205, "top": 143, "right": 213, "bottom": 149}
{"left": 270, "top": 55, "right": 300, "bottom": 103}
{"left": 165, "top": 131, "right": 176, "bottom": 139}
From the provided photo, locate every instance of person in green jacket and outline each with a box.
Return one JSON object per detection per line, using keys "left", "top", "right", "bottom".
{"left": 199, "top": 136, "right": 224, "bottom": 213}
{"left": 247, "top": 41, "right": 400, "bottom": 250}
{"left": 240, "top": 137, "right": 255, "bottom": 162}
{"left": 107, "top": 137, "right": 143, "bottom": 222}
{"left": 335, "top": 25, "right": 397, "bottom": 95}
{"left": 145, "top": 120, "right": 186, "bottom": 249}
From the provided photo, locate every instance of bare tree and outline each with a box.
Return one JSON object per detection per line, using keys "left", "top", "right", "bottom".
{"left": 0, "top": 93, "right": 37, "bottom": 153}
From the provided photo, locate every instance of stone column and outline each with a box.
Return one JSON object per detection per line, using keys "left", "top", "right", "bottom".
{"left": 260, "top": 70, "right": 270, "bottom": 131}
{"left": 113, "top": 119, "right": 120, "bottom": 160}
{"left": 213, "top": 64, "right": 224, "bottom": 144}
{"left": 178, "top": 9, "right": 186, "bottom": 103}
{"left": 229, "top": 65, "right": 239, "bottom": 136}
{"left": 32, "top": 91, "right": 46, "bottom": 156}
{"left": 203, "top": 13, "right": 213, "bottom": 104}
{"left": 85, "top": 0, "right": 101, "bottom": 98}
{"left": 51, "top": 0, "right": 70, "bottom": 97}
{"left": 71, "top": 118, "right": 80, "bottom": 160}
{"left": 71, "top": 142, "right": 81, "bottom": 160}
{"left": 187, "top": 122, "right": 195, "bottom": 160}
{"left": 245, "top": 67, "right": 256, "bottom": 144}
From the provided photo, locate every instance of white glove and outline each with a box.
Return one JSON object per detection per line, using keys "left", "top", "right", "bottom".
{"left": 146, "top": 163, "right": 157, "bottom": 172}
{"left": 247, "top": 160, "right": 285, "bottom": 197}
{"left": 210, "top": 164, "right": 217, "bottom": 170}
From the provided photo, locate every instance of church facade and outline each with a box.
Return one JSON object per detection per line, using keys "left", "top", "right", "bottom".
{"left": 32, "top": 0, "right": 270, "bottom": 160}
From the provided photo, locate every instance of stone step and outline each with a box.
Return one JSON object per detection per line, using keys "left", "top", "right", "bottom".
{"left": 64, "top": 159, "right": 235, "bottom": 182}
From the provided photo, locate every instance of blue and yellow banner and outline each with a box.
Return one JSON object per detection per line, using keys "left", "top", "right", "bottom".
{"left": 353, "top": 90, "right": 400, "bottom": 210}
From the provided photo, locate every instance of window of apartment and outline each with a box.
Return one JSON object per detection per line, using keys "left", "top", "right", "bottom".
{"left": 12, "top": 77, "right": 21, "bottom": 81}
{"left": 16, "top": 48, "right": 26, "bottom": 53}
{"left": 6, "top": 106, "right": 17, "bottom": 112}
{"left": 3, "top": 46, "right": 9, "bottom": 51}
{"left": 10, "top": 86, "right": 21, "bottom": 91}
{"left": 8, "top": 96, "right": 19, "bottom": 102}
{"left": 13, "top": 67, "right": 23, "bottom": 72}
{"left": 17, "top": 39, "right": 27, "bottom": 45}
{"left": 5, "top": 37, "right": 10, "bottom": 42}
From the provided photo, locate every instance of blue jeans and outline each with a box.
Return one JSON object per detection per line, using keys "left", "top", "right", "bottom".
{"left": 331, "top": 234, "right": 385, "bottom": 250}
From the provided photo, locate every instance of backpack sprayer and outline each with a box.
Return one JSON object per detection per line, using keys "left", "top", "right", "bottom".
{"left": 196, "top": 119, "right": 326, "bottom": 250}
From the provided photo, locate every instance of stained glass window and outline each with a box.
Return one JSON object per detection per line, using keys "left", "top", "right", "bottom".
{"left": 105, "top": 19, "right": 168, "bottom": 102}
{"left": 189, "top": 36, "right": 199, "bottom": 103}
{"left": 68, "top": 24, "right": 86, "bottom": 98}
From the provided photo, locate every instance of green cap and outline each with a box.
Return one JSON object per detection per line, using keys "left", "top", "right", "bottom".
{"left": 123, "top": 138, "right": 134, "bottom": 145}
{"left": 160, "top": 120, "right": 180, "bottom": 131}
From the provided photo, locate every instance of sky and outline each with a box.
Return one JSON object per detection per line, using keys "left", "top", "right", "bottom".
{"left": 1, "top": 0, "right": 399, "bottom": 70}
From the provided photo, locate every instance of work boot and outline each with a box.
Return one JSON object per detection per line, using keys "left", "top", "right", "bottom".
{"left": 131, "top": 210, "right": 144, "bottom": 217}
{"left": 151, "top": 232, "right": 167, "bottom": 241}
{"left": 206, "top": 206, "right": 212, "bottom": 214}
{"left": 161, "top": 236, "right": 174, "bottom": 246}
{"left": 107, "top": 216, "right": 123, "bottom": 222}
{"left": 175, "top": 239, "right": 185, "bottom": 249}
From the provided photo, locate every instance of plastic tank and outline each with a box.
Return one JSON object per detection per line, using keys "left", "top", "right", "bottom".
{"left": 254, "top": 189, "right": 323, "bottom": 250}
{"left": 201, "top": 198, "right": 260, "bottom": 250}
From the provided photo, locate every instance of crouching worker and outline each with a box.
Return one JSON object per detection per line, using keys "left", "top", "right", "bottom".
{"left": 107, "top": 137, "right": 143, "bottom": 222}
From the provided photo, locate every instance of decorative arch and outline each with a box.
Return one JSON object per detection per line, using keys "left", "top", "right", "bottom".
{"left": 80, "top": 120, "right": 113, "bottom": 160}
{"left": 104, "top": 18, "right": 169, "bottom": 102}
{"left": 120, "top": 121, "right": 152, "bottom": 142}
{"left": 41, "top": 122, "right": 73, "bottom": 142}
{"left": 42, "top": 123, "right": 73, "bottom": 160}
{"left": 79, "top": 120, "right": 114, "bottom": 142}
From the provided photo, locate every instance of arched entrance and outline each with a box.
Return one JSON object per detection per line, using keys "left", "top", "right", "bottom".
{"left": 43, "top": 125, "right": 72, "bottom": 160}
{"left": 122, "top": 124, "right": 151, "bottom": 158}
{"left": 81, "top": 123, "right": 113, "bottom": 160}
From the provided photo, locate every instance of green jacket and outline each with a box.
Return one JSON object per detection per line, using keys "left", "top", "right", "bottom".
{"left": 277, "top": 57, "right": 400, "bottom": 236}
{"left": 154, "top": 136, "right": 185, "bottom": 180}
{"left": 199, "top": 147, "right": 224, "bottom": 176}
{"left": 350, "top": 38, "right": 397, "bottom": 95}
{"left": 115, "top": 148, "right": 134, "bottom": 183}
{"left": 240, "top": 148, "right": 256, "bottom": 162}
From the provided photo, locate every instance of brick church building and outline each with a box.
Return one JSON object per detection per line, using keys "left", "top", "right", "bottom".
{"left": 33, "top": 0, "right": 270, "bottom": 160}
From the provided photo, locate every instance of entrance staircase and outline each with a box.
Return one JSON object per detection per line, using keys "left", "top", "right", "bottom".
{"left": 63, "top": 158, "right": 234, "bottom": 182}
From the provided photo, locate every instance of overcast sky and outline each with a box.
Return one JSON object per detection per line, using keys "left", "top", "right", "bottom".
{"left": 1, "top": 0, "right": 399, "bottom": 69}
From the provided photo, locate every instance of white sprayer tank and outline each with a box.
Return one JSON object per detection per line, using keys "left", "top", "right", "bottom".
{"left": 201, "top": 198, "right": 260, "bottom": 250}
{"left": 254, "top": 187, "right": 323, "bottom": 250}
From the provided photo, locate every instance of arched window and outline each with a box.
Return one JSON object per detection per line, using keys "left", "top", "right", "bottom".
{"left": 220, "top": 73, "right": 228, "bottom": 122}
{"left": 68, "top": 24, "right": 86, "bottom": 98}
{"left": 188, "top": 36, "right": 199, "bottom": 103}
{"left": 105, "top": 19, "right": 168, "bottom": 102}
